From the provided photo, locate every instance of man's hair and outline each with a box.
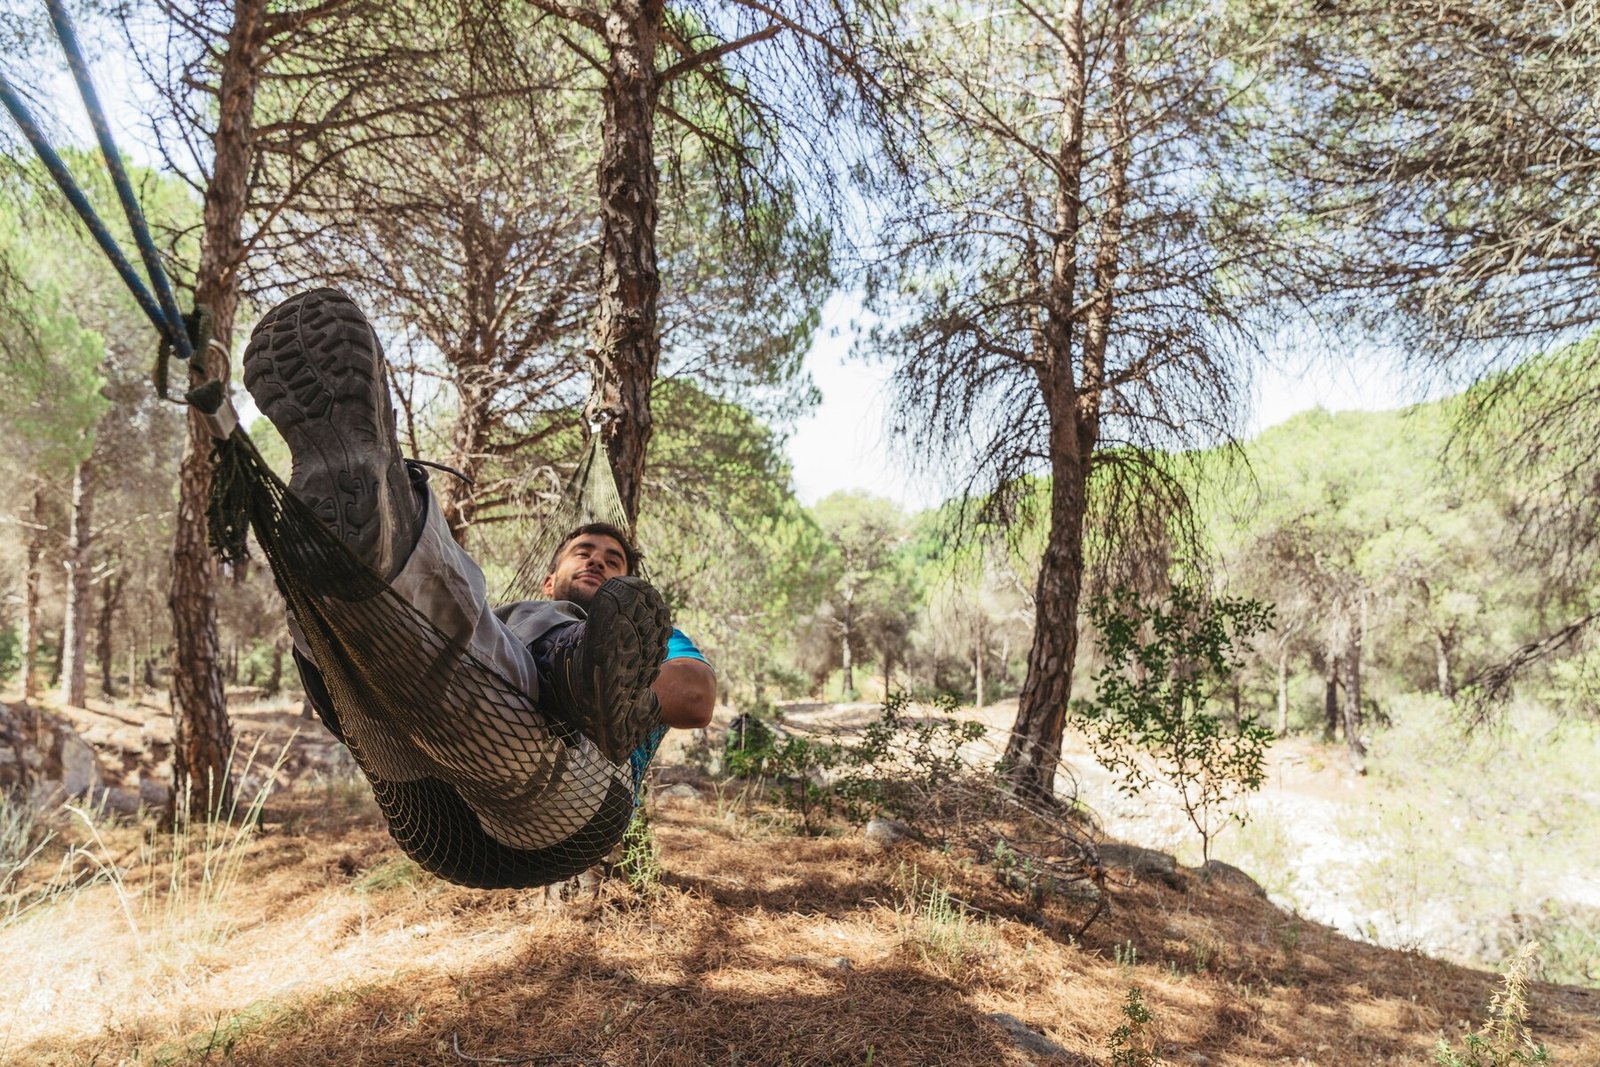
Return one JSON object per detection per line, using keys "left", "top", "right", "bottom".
{"left": 547, "top": 522, "right": 642, "bottom": 577}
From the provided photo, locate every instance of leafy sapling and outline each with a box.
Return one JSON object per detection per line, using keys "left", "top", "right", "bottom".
{"left": 1074, "top": 585, "right": 1276, "bottom": 863}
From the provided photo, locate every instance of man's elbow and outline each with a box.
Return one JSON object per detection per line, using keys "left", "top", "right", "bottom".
{"left": 656, "top": 659, "right": 717, "bottom": 729}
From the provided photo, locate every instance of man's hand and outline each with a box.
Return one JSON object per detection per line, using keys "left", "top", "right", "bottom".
{"left": 654, "top": 658, "right": 716, "bottom": 729}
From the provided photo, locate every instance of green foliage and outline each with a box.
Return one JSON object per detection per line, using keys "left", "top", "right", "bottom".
{"left": 891, "top": 863, "right": 992, "bottom": 978}
{"left": 1434, "top": 943, "right": 1551, "bottom": 1066}
{"left": 0, "top": 625, "right": 20, "bottom": 679}
{"left": 1337, "top": 697, "right": 1600, "bottom": 982}
{"left": 730, "top": 694, "right": 987, "bottom": 833}
{"left": 1106, "top": 987, "right": 1161, "bottom": 1067}
{"left": 1076, "top": 585, "right": 1275, "bottom": 862}
{"left": 641, "top": 380, "right": 832, "bottom": 706}
{"left": 353, "top": 858, "right": 426, "bottom": 895}
{"left": 828, "top": 692, "right": 987, "bottom": 822}
{"left": 615, "top": 806, "right": 663, "bottom": 898}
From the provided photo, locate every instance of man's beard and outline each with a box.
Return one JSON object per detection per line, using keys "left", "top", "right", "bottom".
{"left": 553, "top": 574, "right": 600, "bottom": 607}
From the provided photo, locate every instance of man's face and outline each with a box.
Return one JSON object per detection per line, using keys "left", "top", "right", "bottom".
{"left": 542, "top": 533, "right": 630, "bottom": 606}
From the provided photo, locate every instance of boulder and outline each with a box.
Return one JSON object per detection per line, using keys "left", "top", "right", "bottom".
{"left": 985, "top": 1013, "right": 1085, "bottom": 1062}
{"left": 1097, "top": 843, "right": 1183, "bottom": 889}
{"left": 864, "top": 817, "right": 914, "bottom": 847}
{"left": 55, "top": 725, "right": 103, "bottom": 799}
{"left": 1198, "top": 859, "right": 1266, "bottom": 898}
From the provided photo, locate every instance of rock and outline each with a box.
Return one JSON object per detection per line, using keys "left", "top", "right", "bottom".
{"left": 1097, "top": 843, "right": 1183, "bottom": 889}
{"left": 864, "top": 817, "right": 913, "bottom": 846}
{"left": 781, "top": 954, "right": 854, "bottom": 972}
{"left": 1199, "top": 860, "right": 1266, "bottom": 898}
{"left": 655, "top": 783, "right": 701, "bottom": 802}
{"left": 56, "top": 726, "right": 102, "bottom": 798}
{"left": 139, "top": 775, "right": 172, "bottom": 810}
{"left": 985, "top": 1013, "right": 1082, "bottom": 1061}
{"left": 99, "top": 786, "right": 143, "bottom": 816}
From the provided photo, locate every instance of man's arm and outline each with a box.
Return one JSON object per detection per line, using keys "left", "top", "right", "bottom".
{"left": 654, "top": 657, "right": 716, "bottom": 729}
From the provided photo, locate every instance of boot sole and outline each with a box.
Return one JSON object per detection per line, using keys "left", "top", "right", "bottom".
{"left": 243, "top": 288, "right": 406, "bottom": 569}
{"left": 574, "top": 577, "right": 671, "bottom": 763}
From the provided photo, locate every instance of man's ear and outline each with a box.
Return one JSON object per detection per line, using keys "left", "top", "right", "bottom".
{"left": 541, "top": 574, "right": 556, "bottom": 597}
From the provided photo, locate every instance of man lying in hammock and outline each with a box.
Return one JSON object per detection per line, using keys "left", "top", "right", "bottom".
{"left": 243, "top": 287, "right": 715, "bottom": 888}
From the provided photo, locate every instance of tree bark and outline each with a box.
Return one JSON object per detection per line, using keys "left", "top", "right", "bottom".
{"left": 437, "top": 194, "right": 498, "bottom": 543}
{"left": 973, "top": 618, "right": 986, "bottom": 710}
{"left": 1434, "top": 628, "right": 1455, "bottom": 699}
{"left": 840, "top": 629, "right": 854, "bottom": 695}
{"left": 170, "top": 0, "right": 264, "bottom": 820}
{"left": 60, "top": 458, "right": 95, "bottom": 708}
{"left": 48, "top": 629, "right": 64, "bottom": 689}
{"left": 1341, "top": 601, "right": 1367, "bottom": 762}
{"left": 97, "top": 571, "right": 125, "bottom": 698}
{"left": 1323, "top": 657, "right": 1339, "bottom": 741}
{"left": 19, "top": 486, "right": 44, "bottom": 708}
{"left": 1005, "top": 438, "right": 1089, "bottom": 799}
{"left": 1276, "top": 648, "right": 1289, "bottom": 736}
{"left": 587, "top": 0, "right": 664, "bottom": 524}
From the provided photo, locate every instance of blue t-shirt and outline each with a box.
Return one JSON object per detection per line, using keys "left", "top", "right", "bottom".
{"left": 627, "top": 627, "right": 708, "bottom": 795}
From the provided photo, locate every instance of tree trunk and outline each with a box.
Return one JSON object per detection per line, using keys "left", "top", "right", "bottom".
{"left": 840, "top": 631, "right": 853, "bottom": 695}
{"left": 438, "top": 193, "right": 498, "bottom": 543}
{"left": 1005, "top": 441, "right": 1090, "bottom": 800}
{"left": 974, "top": 620, "right": 985, "bottom": 710}
{"left": 60, "top": 458, "right": 95, "bottom": 708}
{"left": 19, "top": 486, "right": 44, "bottom": 707}
{"left": 1276, "top": 648, "right": 1289, "bottom": 736}
{"left": 1323, "top": 657, "right": 1339, "bottom": 741}
{"left": 97, "top": 571, "right": 125, "bottom": 698}
{"left": 587, "top": 0, "right": 664, "bottom": 524}
{"left": 265, "top": 639, "right": 284, "bottom": 697}
{"left": 48, "top": 630, "right": 65, "bottom": 689}
{"left": 1434, "top": 628, "right": 1455, "bottom": 699}
{"left": 1341, "top": 602, "right": 1367, "bottom": 763}
{"left": 170, "top": 0, "right": 264, "bottom": 820}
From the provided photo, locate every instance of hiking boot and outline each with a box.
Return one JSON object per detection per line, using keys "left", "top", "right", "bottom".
{"left": 242, "top": 288, "right": 423, "bottom": 581}
{"left": 536, "top": 577, "right": 671, "bottom": 763}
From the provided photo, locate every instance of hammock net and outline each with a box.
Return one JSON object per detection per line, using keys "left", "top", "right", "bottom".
{"left": 7, "top": 4, "right": 656, "bottom": 891}
{"left": 211, "top": 427, "right": 645, "bottom": 889}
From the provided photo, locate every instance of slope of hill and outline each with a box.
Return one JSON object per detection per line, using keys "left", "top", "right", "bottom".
{"left": 3, "top": 698, "right": 1597, "bottom": 1066}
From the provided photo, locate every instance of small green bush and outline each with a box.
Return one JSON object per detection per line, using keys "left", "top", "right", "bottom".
{"left": 616, "top": 806, "right": 663, "bottom": 898}
{"left": 1075, "top": 585, "right": 1275, "bottom": 863}
{"left": 1106, "top": 987, "right": 1161, "bottom": 1066}
{"left": 0, "top": 626, "right": 21, "bottom": 679}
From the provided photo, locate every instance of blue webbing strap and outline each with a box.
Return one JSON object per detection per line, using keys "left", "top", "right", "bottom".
{"left": 47, "top": 0, "right": 193, "bottom": 365}
{"left": 0, "top": 69, "right": 170, "bottom": 338}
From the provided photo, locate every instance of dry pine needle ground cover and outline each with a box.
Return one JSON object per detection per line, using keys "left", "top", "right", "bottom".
{"left": 3, "top": 767, "right": 1599, "bottom": 1066}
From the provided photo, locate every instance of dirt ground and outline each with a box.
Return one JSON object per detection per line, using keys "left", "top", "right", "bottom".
{"left": 3, "top": 694, "right": 1598, "bottom": 1065}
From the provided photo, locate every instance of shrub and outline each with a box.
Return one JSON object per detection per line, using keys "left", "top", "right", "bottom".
{"left": 1074, "top": 585, "right": 1275, "bottom": 862}
{"left": 1106, "top": 987, "right": 1161, "bottom": 1066}
{"left": 0, "top": 625, "right": 20, "bottom": 680}
{"left": 1434, "top": 942, "right": 1550, "bottom": 1066}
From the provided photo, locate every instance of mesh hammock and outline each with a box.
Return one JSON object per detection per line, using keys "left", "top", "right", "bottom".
{"left": 211, "top": 427, "right": 646, "bottom": 889}
{"left": 4, "top": 2, "right": 652, "bottom": 890}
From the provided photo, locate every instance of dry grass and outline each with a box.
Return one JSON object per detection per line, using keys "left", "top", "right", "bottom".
{"left": 2, "top": 771, "right": 1598, "bottom": 1067}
